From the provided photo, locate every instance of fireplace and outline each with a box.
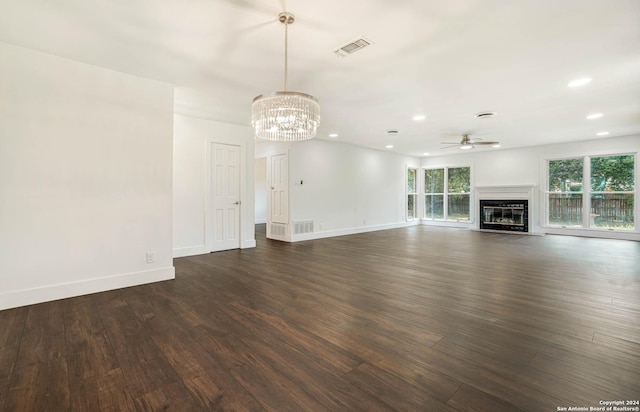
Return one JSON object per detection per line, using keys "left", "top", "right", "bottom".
{"left": 480, "top": 199, "right": 529, "bottom": 233}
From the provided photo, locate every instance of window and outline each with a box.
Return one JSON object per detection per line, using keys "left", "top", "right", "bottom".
{"left": 546, "top": 154, "right": 635, "bottom": 230}
{"left": 447, "top": 167, "right": 471, "bottom": 221}
{"left": 590, "top": 155, "right": 634, "bottom": 229}
{"left": 407, "top": 168, "right": 418, "bottom": 220}
{"left": 424, "top": 168, "right": 444, "bottom": 219}
{"left": 424, "top": 166, "right": 471, "bottom": 221}
{"left": 547, "top": 158, "right": 584, "bottom": 227}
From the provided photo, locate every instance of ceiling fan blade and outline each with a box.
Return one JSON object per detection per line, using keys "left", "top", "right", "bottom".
{"left": 473, "top": 141, "right": 499, "bottom": 145}
{"left": 220, "top": 0, "right": 276, "bottom": 16}
{"left": 238, "top": 19, "right": 277, "bottom": 33}
{"left": 441, "top": 144, "right": 462, "bottom": 149}
{"left": 215, "top": 18, "right": 276, "bottom": 59}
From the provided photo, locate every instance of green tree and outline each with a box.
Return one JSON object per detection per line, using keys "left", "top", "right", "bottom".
{"left": 590, "top": 155, "right": 634, "bottom": 192}
{"left": 448, "top": 167, "right": 470, "bottom": 193}
{"left": 425, "top": 168, "right": 444, "bottom": 193}
{"left": 407, "top": 168, "right": 416, "bottom": 193}
{"left": 549, "top": 158, "right": 583, "bottom": 191}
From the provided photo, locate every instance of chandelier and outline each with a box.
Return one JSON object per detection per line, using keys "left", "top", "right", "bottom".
{"left": 251, "top": 12, "right": 320, "bottom": 141}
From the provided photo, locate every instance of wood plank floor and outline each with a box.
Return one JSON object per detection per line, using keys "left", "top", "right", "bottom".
{"left": 1, "top": 225, "right": 639, "bottom": 411}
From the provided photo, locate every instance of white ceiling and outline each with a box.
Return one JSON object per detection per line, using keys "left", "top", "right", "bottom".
{"left": 1, "top": 0, "right": 639, "bottom": 155}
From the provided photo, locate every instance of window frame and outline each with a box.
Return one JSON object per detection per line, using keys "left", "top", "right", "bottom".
{"left": 424, "top": 167, "right": 445, "bottom": 220}
{"left": 423, "top": 165, "right": 472, "bottom": 223}
{"left": 544, "top": 152, "right": 636, "bottom": 232}
{"left": 406, "top": 167, "right": 418, "bottom": 221}
{"left": 546, "top": 157, "right": 585, "bottom": 228}
{"left": 446, "top": 166, "right": 472, "bottom": 222}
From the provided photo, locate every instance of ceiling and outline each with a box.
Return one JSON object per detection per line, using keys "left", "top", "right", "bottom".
{"left": 1, "top": 0, "right": 639, "bottom": 156}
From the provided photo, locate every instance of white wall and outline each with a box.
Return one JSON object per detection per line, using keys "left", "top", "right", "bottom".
{"left": 173, "top": 113, "right": 255, "bottom": 257}
{"left": 264, "top": 139, "right": 420, "bottom": 241}
{"left": 254, "top": 157, "right": 267, "bottom": 224}
{"left": 422, "top": 135, "right": 640, "bottom": 240}
{"left": 0, "top": 42, "right": 175, "bottom": 310}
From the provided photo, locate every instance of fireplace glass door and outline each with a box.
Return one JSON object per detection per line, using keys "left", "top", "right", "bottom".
{"left": 480, "top": 200, "right": 529, "bottom": 232}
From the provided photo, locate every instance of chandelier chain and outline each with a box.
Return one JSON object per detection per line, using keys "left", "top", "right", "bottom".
{"left": 284, "top": 20, "right": 288, "bottom": 91}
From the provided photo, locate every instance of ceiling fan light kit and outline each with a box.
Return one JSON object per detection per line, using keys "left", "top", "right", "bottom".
{"left": 441, "top": 134, "right": 500, "bottom": 150}
{"left": 251, "top": 12, "right": 320, "bottom": 142}
{"left": 475, "top": 111, "right": 497, "bottom": 119}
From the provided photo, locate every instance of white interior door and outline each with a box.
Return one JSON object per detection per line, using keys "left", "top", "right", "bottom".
{"left": 210, "top": 143, "right": 241, "bottom": 252}
{"left": 270, "top": 153, "right": 288, "bottom": 224}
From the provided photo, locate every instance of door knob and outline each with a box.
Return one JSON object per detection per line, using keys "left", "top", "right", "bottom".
{"left": 233, "top": 201, "right": 240, "bottom": 205}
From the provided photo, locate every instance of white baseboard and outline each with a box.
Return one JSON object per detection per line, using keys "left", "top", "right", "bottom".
{"left": 421, "top": 220, "right": 474, "bottom": 229}
{"left": 267, "top": 234, "right": 292, "bottom": 242}
{"left": 290, "top": 220, "right": 419, "bottom": 242}
{"left": 173, "top": 245, "right": 208, "bottom": 258}
{"left": 242, "top": 239, "right": 257, "bottom": 249}
{"left": 174, "top": 240, "right": 256, "bottom": 257}
{"left": 542, "top": 227, "right": 640, "bottom": 241}
{"left": 0, "top": 266, "right": 175, "bottom": 311}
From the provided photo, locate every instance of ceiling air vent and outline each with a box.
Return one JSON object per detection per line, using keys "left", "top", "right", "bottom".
{"left": 334, "top": 37, "right": 372, "bottom": 57}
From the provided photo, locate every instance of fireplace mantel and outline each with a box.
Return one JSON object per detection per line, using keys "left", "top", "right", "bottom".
{"left": 475, "top": 185, "right": 537, "bottom": 233}
{"left": 475, "top": 185, "right": 536, "bottom": 198}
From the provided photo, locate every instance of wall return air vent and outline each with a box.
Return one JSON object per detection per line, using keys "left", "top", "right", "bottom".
{"left": 334, "top": 37, "right": 372, "bottom": 57}
{"left": 293, "top": 220, "right": 314, "bottom": 234}
{"left": 270, "top": 223, "right": 286, "bottom": 237}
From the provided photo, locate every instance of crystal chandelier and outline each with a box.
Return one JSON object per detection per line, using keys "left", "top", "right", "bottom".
{"left": 251, "top": 12, "right": 320, "bottom": 141}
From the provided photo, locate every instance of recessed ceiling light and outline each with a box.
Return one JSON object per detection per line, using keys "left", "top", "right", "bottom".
{"left": 586, "top": 113, "right": 603, "bottom": 120}
{"left": 567, "top": 77, "right": 592, "bottom": 87}
{"left": 422, "top": 152, "right": 430, "bottom": 156}
{"left": 386, "top": 130, "right": 400, "bottom": 135}
{"left": 385, "top": 144, "right": 394, "bottom": 149}
{"left": 596, "top": 131, "right": 610, "bottom": 136}
{"left": 475, "top": 111, "right": 497, "bottom": 119}
{"left": 328, "top": 133, "right": 338, "bottom": 138}
{"left": 492, "top": 144, "right": 501, "bottom": 148}
{"left": 412, "top": 114, "right": 426, "bottom": 121}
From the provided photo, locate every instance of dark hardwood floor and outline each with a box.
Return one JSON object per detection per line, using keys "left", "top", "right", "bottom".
{"left": 1, "top": 225, "right": 639, "bottom": 411}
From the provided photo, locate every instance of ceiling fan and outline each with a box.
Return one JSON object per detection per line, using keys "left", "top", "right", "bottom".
{"left": 441, "top": 134, "right": 500, "bottom": 150}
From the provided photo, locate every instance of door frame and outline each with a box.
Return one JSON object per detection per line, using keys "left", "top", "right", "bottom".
{"left": 266, "top": 150, "right": 291, "bottom": 241}
{"left": 204, "top": 138, "right": 255, "bottom": 251}
{"left": 254, "top": 155, "right": 268, "bottom": 225}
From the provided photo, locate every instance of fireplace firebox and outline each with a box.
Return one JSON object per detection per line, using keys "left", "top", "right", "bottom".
{"left": 480, "top": 199, "right": 529, "bottom": 233}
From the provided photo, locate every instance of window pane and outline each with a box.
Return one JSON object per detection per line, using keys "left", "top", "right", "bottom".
{"left": 425, "top": 169, "right": 444, "bottom": 193}
{"left": 448, "top": 194, "right": 470, "bottom": 221}
{"left": 590, "top": 155, "right": 634, "bottom": 192}
{"left": 548, "top": 193, "right": 583, "bottom": 227}
{"left": 408, "top": 194, "right": 417, "bottom": 219}
{"left": 425, "top": 195, "right": 444, "bottom": 219}
{"left": 591, "top": 193, "right": 634, "bottom": 230}
{"left": 448, "top": 167, "right": 470, "bottom": 193}
{"left": 407, "top": 169, "right": 416, "bottom": 193}
{"left": 548, "top": 158, "right": 583, "bottom": 192}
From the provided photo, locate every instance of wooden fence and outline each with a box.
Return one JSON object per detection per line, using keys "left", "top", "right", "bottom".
{"left": 424, "top": 195, "right": 469, "bottom": 219}
{"left": 548, "top": 194, "right": 634, "bottom": 226}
